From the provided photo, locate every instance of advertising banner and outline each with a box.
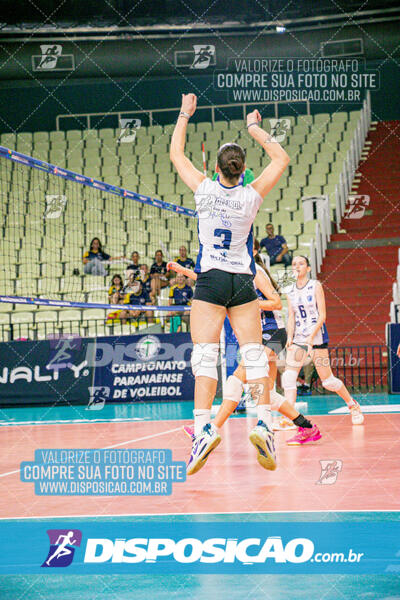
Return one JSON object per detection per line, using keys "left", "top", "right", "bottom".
{"left": 1, "top": 520, "right": 399, "bottom": 575}
{"left": 0, "top": 336, "right": 94, "bottom": 406}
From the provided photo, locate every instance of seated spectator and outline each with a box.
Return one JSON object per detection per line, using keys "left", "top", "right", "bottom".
{"left": 168, "top": 272, "right": 193, "bottom": 331}
{"left": 126, "top": 251, "right": 141, "bottom": 279}
{"left": 83, "top": 238, "right": 110, "bottom": 276}
{"left": 108, "top": 274, "right": 124, "bottom": 305}
{"left": 83, "top": 238, "right": 123, "bottom": 276}
{"left": 136, "top": 264, "right": 155, "bottom": 304}
{"left": 150, "top": 249, "right": 170, "bottom": 297}
{"left": 173, "top": 245, "right": 195, "bottom": 287}
{"left": 175, "top": 245, "right": 195, "bottom": 270}
{"left": 260, "top": 224, "right": 292, "bottom": 267}
{"left": 119, "top": 279, "right": 153, "bottom": 325}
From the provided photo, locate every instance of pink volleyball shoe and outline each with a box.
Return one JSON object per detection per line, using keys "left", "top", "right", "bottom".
{"left": 286, "top": 425, "right": 322, "bottom": 446}
{"left": 182, "top": 424, "right": 195, "bottom": 441}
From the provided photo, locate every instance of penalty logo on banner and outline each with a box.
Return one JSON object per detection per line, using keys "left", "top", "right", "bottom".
{"left": 136, "top": 336, "right": 161, "bottom": 361}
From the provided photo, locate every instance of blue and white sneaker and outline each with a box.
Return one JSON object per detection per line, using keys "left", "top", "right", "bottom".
{"left": 235, "top": 396, "right": 247, "bottom": 412}
{"left": 187, "top": 423, "right": 221, "bottom": 476}
{"left": 249, "top": 420, "right": 277, "bottom": 471}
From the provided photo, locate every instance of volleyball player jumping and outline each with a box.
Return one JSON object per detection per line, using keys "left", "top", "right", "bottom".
{"left": 170, "top": 93, "right": 290, "bottom": 475}
{"left": 281, "top": 255, "right": 364, "bottom": 442}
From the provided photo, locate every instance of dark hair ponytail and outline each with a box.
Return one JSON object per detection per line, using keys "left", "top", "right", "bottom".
{"left": 254, "top": 239, "right": 280, "bottom": 293}
{"left": 295, "top": 254, "right": 310, "bottom": 266}
{"left": 217, "top": 143, "right": 245, "bottom": 182}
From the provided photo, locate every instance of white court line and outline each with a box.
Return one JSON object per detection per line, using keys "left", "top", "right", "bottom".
{"left": 0, "top": 411, "right": 348, "bottom": 428}
{"left": 0, "top": 417, "right": 145, "bottom": 427}
{"left": 0, "top": 426, "right": 182, "bottom": 479}
{"left": 329, "top": 404, "right": 400, "bottom": 414}
{"left": 0, "top": 508, "right": 398, "bottom": 521}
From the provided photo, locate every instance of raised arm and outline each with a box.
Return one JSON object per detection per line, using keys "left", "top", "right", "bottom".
{"left": 247, "top": 109, "right": 290, "bottom": 199}
{"left": 170, "top": 94, "right": 206, "bottom": 193}
{"left": 167, "top": 261, "right": 197, "bottom": 281}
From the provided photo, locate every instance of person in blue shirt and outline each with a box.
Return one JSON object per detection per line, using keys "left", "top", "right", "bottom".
{"left": 173, "top": 246, "right": 195, "bottom": 287}
{"left": 119, "top": 280, "right": 153, "bottom": 324}
{"left": 136, "top": 263, "right": 155, "bottom": 303}
{"left": 175, "top": 245, "right": 195, "bottom": 270}
{"left": 168, "top": 272, "right": 193, "bottom": 331}
{"left": 260, "top": 223, "right": 292, "bottom": 267}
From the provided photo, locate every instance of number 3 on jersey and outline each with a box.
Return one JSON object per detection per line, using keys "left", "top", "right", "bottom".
{"left": 213, "top": 228, "right": 232, "bottom": 250}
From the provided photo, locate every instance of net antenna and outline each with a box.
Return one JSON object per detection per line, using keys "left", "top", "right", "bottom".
{"left": 201, "top": 142, "right": 207, "bottom": 176}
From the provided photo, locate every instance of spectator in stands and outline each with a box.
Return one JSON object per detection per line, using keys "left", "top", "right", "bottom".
{"left": 83, "top": 238, "right": 110, "bottom": 276}
{"left": 150, "top": 249, "right": 170, "bottom": 297}
{"left": 175, "top": 245, "right": 195, "bottom": 270}
{"left": 119, "top": 279, "right": 153, "bottom": 325}
{"left": 172, "top": 245, "right": 195, "bottom": 287}
{"left": 168, "top": 272, "right": 193, "bottom": 331}
{"left": 260, "top": 223, "right": 292, "bottom": 267}
{"left": 108, "top": 274, "right": 124, "bottom": 305}
{"left": 136, "top": 264, "right": 156, "bottom": 304}
{"left": 126, "top": 251, "right": 141, "bottom": 279}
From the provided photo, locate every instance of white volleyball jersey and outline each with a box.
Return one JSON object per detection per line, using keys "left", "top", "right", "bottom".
{"left": 287, "top": 279, "right": 329, "bottom": 346}
{"left": 255, "top": 264, "right": 285, "bottom": 332}
{"left": 194, "top": 177, "right": 263, "bottom": 275}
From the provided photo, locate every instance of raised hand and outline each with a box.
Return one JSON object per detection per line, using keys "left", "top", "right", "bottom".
{"left": 246, "top": 109, "right": 262, "bottom": 128}
{"left": 181, "top": 93, "right": 197, "bottom": 117}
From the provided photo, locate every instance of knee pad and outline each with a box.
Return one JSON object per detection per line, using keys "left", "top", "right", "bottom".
{"left": 191, "top": 343, "right": 219, "bottom": 380}
{"left": 322, "top": 375, "right": 342, "bottom": 392}
{"left": 240, "top": 343, "right": 269, "bottom": 381}
{"left": 270, "top": 388, "right": 285, "bottom": 411}
{"left": 224, "top": 375, "right": 243, "bottom": 404}
{"left": 281, "top": 369, "right": 297, "bottom": 391}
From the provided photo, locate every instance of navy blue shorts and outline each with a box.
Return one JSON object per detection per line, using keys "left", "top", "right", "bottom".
{"left": 262, "top": 328, "right": 287, "bottom": 354}
{"left": 193, "top": 269, "right": 257, "bottom": 308}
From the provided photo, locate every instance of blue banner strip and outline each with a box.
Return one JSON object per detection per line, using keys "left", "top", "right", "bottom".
{"left": 0, "top": 294, "right": 191, "bottom": 312}
{"left": 0, "top": 521, "right": 399, "bottom": 574}
{"left": 0, "top": 145, "right": 197, "bottom": 218}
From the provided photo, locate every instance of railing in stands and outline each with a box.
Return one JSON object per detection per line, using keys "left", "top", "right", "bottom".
{"left": 334, "top": 90, "right": 372, "bottom": 230}
{"left": 56, "top": 99, "right": 311, "bottom": 130}
{"left": 311, "top": 343, "right": 387, "bottom": 392}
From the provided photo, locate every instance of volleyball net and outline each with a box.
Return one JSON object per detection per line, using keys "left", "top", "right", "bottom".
{"left": 0, "top": 146, "right": 196, "bottom": 338}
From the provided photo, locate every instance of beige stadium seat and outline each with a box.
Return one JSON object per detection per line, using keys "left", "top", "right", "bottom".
{"left": 58, "top": 309, "right": 82, "bottom": 323}
{"left": 35, "top": 310, "right": 58, "bottom": 323}
{"left": 0, "top": 303, "right": 12, "bottom": 313}
{"left": 82, "top": 308, "right": 106, "bottom": 322}
{"left": 11, "top": 311, "right": 34, "bottom": 324}
{"left": 86, "top": 323, "right": 107, "bottom": 337}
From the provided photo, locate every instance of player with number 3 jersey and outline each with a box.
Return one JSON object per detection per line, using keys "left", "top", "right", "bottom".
{"left": 170, "top": 93, "right": 290, "bottom": 475}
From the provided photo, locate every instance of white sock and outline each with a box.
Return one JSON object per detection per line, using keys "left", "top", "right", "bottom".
{"left": 257, "top": 404, "right": 272, "bottom": 430}
{"left": 193, "top": 409, "right": 211, "bottom": 436}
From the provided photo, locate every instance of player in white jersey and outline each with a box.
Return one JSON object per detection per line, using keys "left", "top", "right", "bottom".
{"left": 282, "top": 255, "right": 364, "bottom": 443}
{"left": 170, "top": 93, "right": 290, "bottom": 474}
